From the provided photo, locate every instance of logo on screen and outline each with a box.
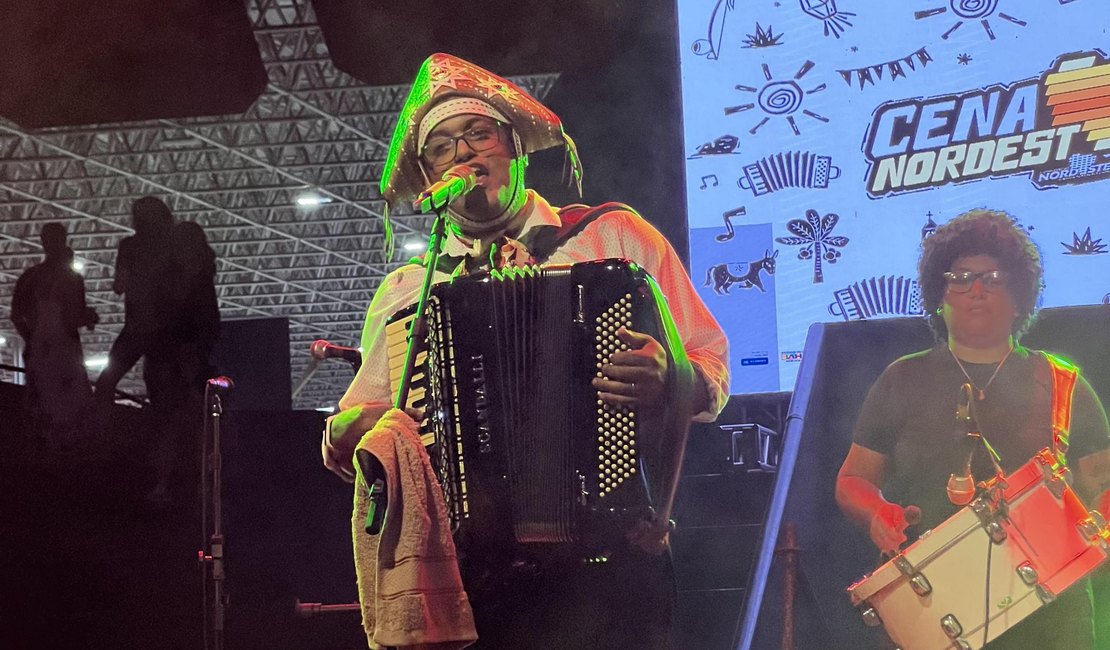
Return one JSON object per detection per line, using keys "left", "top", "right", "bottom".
{"left": 862, "top": 50, "right": 1110, "bottom": 198}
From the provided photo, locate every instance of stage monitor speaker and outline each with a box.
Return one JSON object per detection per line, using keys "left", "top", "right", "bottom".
{"left": 222, "top": 409, "right": 363, "bottom": 649}
{"left": 0, "top": 0, "right": 266, "bottom": 128}
{"left": 212, "top": 317, "right": 292, "bottom": 412}
{"left": 672, "top": 393, "right": 788, "bottom": 649}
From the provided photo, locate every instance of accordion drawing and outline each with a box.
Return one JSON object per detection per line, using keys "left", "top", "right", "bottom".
{"left": 828, "top": 275, "right": 923, "bottom": 321}
{"left": 737, "top": 151, "right": 841, "bottom": 196}
{"left": 385, "top": 259, "right": 682, "bottom": 552}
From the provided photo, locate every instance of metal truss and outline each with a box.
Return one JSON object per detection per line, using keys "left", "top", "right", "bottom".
{"left": 0, "top": 0, "right": 559, "bottom": 410}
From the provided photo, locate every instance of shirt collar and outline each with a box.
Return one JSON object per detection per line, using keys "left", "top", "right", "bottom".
{"left": 441, "top": 190, "right": 560, "bottom": 258}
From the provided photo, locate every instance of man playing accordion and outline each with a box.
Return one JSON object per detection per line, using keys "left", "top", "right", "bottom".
{"left": 322, "top": 53, "right": 729, "bottom": 649}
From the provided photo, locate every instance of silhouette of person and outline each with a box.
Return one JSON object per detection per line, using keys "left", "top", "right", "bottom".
{"left": 169, "top": 221, "right": 220, "bottom": 389}
{"left": 142, "top": 220, "right": 220, "bottom": 504}
{"left": 10, "top": 222, "right": 98, "bottom": 440}
{"left": 93, "top": 196, "right": 177, "bottom": 404}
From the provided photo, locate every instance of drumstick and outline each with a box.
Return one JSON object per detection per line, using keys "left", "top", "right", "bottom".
{"left": 879, "top": 505, "right": 922, "bottom": 563}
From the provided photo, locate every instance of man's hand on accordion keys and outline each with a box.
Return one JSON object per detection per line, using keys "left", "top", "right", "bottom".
{"left": 591, "top": 327, "right": 668, "bottom": 411}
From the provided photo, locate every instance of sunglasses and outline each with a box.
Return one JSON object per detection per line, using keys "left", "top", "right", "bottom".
{"left": 943, "top": 270, "right": 1007, "bottom": 293}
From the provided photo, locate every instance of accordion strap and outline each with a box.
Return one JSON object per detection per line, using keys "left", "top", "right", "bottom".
{"left": 642, "top": 274, "right": 697, "bottom": 533}
{"left": 522, "top": 202, "right": 633, "bottom": 263}
{"left": 1042, "top": 351, "right": 1079, "bottom": 464}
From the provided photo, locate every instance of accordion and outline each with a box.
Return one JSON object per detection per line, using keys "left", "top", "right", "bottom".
{"left": 386, "top": 259, "right": 682, "bottom": 552}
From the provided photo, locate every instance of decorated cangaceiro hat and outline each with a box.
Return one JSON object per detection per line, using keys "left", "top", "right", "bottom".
{"left": 379, "top": 53, "right": 582, "bottom": 213}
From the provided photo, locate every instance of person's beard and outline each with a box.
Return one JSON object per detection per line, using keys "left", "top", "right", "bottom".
{"left": 449, "top": 176, "right": 525, "bottom": 237}
{"left": 463, "top": 187, "right": 497, "bottom": 220}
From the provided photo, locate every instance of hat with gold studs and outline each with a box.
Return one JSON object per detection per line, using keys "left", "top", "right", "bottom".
{"left": 380, "top": 53, "right": 583, "bottom": 211}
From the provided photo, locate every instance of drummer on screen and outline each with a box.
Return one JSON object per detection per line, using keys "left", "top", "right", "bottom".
{"left": 835, "top": 209, "right": 1110, "bottom": 649}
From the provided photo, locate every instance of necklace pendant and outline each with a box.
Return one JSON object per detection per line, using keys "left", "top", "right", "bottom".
{"left": 977, "top": 389, "right": 986, "bottom": 401}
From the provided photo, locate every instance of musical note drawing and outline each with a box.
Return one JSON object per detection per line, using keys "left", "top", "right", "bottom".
{"left": 700, "top": 174, "right": 720, "bottom": 190}
{"left": 715, "top": 206, "right": 747, "bottom": 242}
{"left": 692, "top": 0, "right": 736, "bottom": 60}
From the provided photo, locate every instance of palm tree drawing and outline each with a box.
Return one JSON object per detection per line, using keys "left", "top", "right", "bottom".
{"left": 775, "top": 209, "right": 849, "bottom": 283}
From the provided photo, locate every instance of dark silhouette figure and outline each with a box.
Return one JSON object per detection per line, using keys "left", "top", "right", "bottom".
{"left": 10, "top": 222, "right": 99, "bottom": 440}
{"left": 142, "top": 220, "right": 221, "bottom": 504}
{"left": 169, "top": 221, "right": 220, "bottom": 387}
{"left": 93, "top": 196, "right": 177, "bottom": 403}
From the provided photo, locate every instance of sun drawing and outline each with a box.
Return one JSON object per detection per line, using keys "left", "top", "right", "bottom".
{"left": 724, "top": 61, "right": 829, "bottom": 136}
{"left": 915, "top": 0, "right": 1027, "bottom": 41}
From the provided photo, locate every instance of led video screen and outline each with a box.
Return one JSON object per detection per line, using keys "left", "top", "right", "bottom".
{"left": 678, "top": 1, "right": 1110, "bottom": 393}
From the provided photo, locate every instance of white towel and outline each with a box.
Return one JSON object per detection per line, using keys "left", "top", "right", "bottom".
{"left": 352, "top": 408, "right": 477, "bottom": 650}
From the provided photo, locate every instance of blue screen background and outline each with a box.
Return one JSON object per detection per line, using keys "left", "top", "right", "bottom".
{"left": 678, "top": 0, "right": 1110, "bottom": 393}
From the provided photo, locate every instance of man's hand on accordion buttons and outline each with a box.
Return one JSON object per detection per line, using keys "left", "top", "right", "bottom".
{"left": 592, "top": 327, "right": 668, "bottom": 410}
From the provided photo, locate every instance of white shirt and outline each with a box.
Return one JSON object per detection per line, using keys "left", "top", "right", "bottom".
{"left": 334, "top": 190, "right": 729, "bottom": 422}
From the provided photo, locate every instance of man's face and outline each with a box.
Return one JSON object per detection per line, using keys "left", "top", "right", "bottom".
{"left": 940, "top": 254, "right": 1019, "bottom": 347}
{"left": 420, "top": 114, "right": 521, "bottom": 229}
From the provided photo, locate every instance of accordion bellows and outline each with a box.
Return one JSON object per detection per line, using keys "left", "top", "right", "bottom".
{"left": 386, "top": 259, "right": 670, "bottom": 553}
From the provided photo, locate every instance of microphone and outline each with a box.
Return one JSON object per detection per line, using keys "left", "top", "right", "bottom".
{"left": 310, "top": 339, "right": 362, "bottom": 367}
{"left": 947, "top": 383, "right": 978, "bottom": 506}
{"left": 413, "top": 165, "right": 479, "bottom": 213}
{"left": 206, "top": 376, "right": 235, "bottom": 392}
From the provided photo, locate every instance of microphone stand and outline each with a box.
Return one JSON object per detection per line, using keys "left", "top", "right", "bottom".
{"left": 948, "top": 383, "right": 1009, "bottom": 507}
{"left": 969, "top": 396, "right": 1008, "bottom": 499}
{"left": 199, "top": 384, "right": 229, "bottom": 650}
{"left": 356, "top": 202, "right": 450, "bottom": 535}
{"left": 291, "top": 358, "right": 320, "bottom": 401}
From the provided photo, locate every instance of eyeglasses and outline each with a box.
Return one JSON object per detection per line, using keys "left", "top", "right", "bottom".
{"left": 943, "top": 270, "right": 1007, "bottom": 293}
{"left": 421, "top": 123, "right": 503, "bottom": 168}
